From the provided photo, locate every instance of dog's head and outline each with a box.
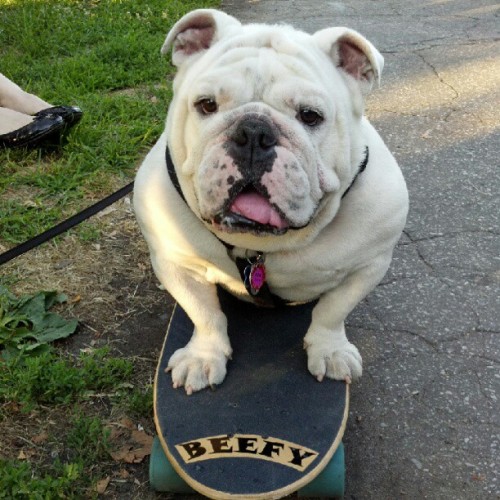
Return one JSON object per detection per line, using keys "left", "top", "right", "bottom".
{"left": 163, "top": 9, "right": 383, "bottom": 250}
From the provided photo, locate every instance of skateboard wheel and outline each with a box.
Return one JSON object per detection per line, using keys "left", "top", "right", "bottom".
{"left": 298, "top": 442, "right": 345, "bottom": 498}
{"left": 149, "top": 436, "right": 195, "bottom": 493}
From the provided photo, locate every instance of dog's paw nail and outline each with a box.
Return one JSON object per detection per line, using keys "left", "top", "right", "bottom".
{"left": 185, "top": 386, "right": 193, "bottom": 396}
{"left": 165, "top": 367, "right": 172, "bottom": 373}
{"left": 344, "top": 376, "right": 352, "bottom": 384}
{"left": 316, "top": 374, "right": 324, "bottom": 382}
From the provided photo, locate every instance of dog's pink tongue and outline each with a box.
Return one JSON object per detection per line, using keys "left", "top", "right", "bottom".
{"left": 230, "top": 192, "right": 288, "bottom": 229}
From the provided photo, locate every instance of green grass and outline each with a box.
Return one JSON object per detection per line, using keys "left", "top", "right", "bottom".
{"left": 65, "top": 413, "right": 112, "bottom": 466}
{"left": 0, "top": 346, "right": 154, "bottom": 496}
{"left": 0, "top": 460, "right": 82, "bottom": 500}
{"left": 0, "top": 411, "right": 110, "bottom": 498}
{"left": 0, "top": 0, "right": 219, "bottom": 245}
{"left": 0, "top": 346, "right": 136, "bottom": 412}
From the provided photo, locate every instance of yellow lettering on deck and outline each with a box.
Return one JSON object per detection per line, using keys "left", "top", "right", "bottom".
{"left": 175, "top": 434, "right": 318, "bottom": 472}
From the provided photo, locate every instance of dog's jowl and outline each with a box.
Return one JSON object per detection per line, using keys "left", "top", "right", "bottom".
{"left": 134, "top": 9, "right": 409, "bottom": 394}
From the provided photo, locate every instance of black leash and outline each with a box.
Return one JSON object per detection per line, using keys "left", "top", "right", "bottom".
{"left": 0, "top": 182, "right": 134, "bottom": 266}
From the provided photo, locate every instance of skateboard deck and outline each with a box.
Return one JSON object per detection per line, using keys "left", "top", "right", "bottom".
{"left": 151, "top": 287, "right": 348, "bottom": 499}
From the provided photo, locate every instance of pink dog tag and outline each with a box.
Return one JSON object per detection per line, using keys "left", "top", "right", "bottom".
{"left": 243, "top": 254, "right": 266, "bottom": 296}
{"left": 249, "top": 262, "right": 266, "bottom": 294}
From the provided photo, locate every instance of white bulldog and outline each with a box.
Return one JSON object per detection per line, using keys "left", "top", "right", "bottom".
{"left": 134, "top": 9, "right": 408, "bottom": 394}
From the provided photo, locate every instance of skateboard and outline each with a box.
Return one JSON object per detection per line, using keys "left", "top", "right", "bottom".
{"left": 150, "top": 287, "right": 349, "bottom": 499}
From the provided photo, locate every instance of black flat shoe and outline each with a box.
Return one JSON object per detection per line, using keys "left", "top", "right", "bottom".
{"left": 0, "top": 105, "right": 83, "bottom": 149}
{"left": 0, "top": 114, "right": 65, "bottom": 149}
{"left": 35, "top": 106, "right": 83, "bottom": 127}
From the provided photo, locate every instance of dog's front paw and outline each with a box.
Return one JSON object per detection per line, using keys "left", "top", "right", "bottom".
{"left": 305, "top": 338, "right": 362, "bottom": 384}
{"left": 166, "top": 335, "right": 232, "bottom": 395}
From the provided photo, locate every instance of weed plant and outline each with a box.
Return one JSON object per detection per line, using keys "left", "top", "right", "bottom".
{"left": 0, "top": 286, "right": 78, "bottom": 359}
{"left": 0, "top": 460, "right": 81, "bottom": 499}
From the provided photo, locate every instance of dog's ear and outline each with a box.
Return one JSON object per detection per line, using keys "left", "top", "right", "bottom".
{"left": 162, "top": 9, "right": 241, "bottom": 66}
{"left": 313, "top": 27, "right": 384, "bottom": 94}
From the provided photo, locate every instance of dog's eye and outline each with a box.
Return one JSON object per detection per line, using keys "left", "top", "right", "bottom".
{"left": 298, "top": 108, "right": 323, "bottom": 127}
{"left": 195, "top": 98, "right": 218, "bottom": 115}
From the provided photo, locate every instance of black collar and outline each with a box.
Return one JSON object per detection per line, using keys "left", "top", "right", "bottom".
{"left": 166, "top": 148, "right": 187, "bottom": 204}
{"left": 342, "top": 147, "right": 369, "bottom": 199}
{"left": 165, "top": 146, "right": 369, "bottom": 306}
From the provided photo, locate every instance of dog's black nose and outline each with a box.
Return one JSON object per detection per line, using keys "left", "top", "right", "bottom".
{"left": 229, "top": 118, "right": 278, "bottom": 177}
{"left": 232, "top": 118, "right": 278, "bottom": 149}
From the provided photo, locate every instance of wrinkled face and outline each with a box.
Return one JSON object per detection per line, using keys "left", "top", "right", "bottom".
{"left": 171, "top": 36, "right": 349, "bottom": 239}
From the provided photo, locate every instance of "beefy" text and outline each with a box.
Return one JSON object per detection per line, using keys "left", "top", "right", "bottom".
{"left": 175, "top": 434, "right": 318, "bottom": 472}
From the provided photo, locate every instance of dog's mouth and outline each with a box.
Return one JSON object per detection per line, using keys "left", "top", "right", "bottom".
{"left": 212, "top": 186, "right": 289, "bottom": 235}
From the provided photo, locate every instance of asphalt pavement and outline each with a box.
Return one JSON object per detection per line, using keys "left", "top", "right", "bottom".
{"left": 221, "top": 1, "right": 499, "bottom": 498}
